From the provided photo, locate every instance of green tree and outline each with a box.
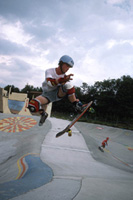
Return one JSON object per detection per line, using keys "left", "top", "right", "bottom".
{"left": 115, "top": 76, "right": 133, "bottom": 122}
{"left": 4, "top": 85, "right": 20, "bottom": 93}
{"left": 21, "top": 84, "right": 34, "bottom": 93}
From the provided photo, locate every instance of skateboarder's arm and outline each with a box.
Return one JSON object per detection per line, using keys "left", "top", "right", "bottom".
{"left": 46, "top": 74, "right": 73, "bottom": 86}
{"left": 46, "top": 78, "right": 58, "bottom": 86}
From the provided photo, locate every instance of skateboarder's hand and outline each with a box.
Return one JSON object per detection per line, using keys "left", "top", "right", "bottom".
{"left": 58, "top": 74, "right": 74, "bottom": 84}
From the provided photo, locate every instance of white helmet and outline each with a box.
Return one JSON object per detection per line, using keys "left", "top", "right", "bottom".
{"left": 59, "top": 55, "right": 74, "bottom": 68}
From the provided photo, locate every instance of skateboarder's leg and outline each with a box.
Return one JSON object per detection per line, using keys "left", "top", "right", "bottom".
{"left": 36, "top": 96, "right": 49, "bottom": 126}
{"left": 58, "top": 83, "right": 84, "bottom": 112}
{"left": 28, "top": 96, "right": 49, "bottom": 126}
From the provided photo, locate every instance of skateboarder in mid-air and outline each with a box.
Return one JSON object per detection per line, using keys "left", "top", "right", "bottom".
{"left": 28, "top": 55, "right": 85, "bottom": 126}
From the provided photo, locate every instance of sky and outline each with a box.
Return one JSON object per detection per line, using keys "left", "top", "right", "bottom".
{"left": 0, "top": 0, "right": 133, "bottom": 90}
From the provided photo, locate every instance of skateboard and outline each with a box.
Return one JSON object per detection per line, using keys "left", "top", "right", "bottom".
{"left": 98, "top": 146, "right": 104, "bottom": 152}
{"left": 56, "top": 101, "right": 93, "bottom": 138}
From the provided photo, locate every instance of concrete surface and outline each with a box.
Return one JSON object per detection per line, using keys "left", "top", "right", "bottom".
{"left": 0, "top": 113, "right": 133, "bottom": 200}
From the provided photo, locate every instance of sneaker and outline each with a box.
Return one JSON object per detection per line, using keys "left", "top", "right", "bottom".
{"left": 39, "top": 111, "right": 48, "bottom": 126}
{"left": 74, "top": 101, "right": 84, "bottom": 113}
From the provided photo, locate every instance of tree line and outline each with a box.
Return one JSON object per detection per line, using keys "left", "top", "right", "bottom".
{"left": 4, "top": 75, "right": 133, "bottom": 129}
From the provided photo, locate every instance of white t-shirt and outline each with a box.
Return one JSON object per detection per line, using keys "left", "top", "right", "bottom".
{"left": 42, "top": 68, "right": 65, "bottom": 92}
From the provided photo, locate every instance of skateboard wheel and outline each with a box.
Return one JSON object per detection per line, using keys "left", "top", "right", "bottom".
{"left": 68, "top": 129, "right": 72, "bottom": 137}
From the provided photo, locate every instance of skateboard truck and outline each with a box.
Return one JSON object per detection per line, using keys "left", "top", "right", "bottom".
{"left": 56, "top": 101, "right": 93, "bottom": 138}
{"left": 68, "top": 129, "right": 72, "bottom": 137}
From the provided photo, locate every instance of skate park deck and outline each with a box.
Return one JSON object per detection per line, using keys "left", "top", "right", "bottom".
{"left": 0, "top": 113, "right": 133, "bottom": 200}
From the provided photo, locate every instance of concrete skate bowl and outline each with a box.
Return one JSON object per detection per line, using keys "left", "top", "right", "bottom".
{"left": 8, "top": 100, "right": 25, "bottom": 114}
{"left": 75, "top": 122, "right": 133, "bottom": 173}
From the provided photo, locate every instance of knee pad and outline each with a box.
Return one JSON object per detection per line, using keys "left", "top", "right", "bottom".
{"left": 67, "top": 87, "right": 75, "bottom": 95}
{"left": 62, "top": 83, "right": 75, "bottom": 95}
{"left": 64, "top": 82, "right": 73, "bottom": 90}
{"left": 28, "top": 99, "right": 40, "bottom": 112}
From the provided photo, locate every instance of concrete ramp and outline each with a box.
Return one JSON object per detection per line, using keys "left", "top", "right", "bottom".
{"left": 0, "top": 114, "right": 133, "bottom": 200}
{"left": 75, "top": 122, "right": 133, "bottom": 172}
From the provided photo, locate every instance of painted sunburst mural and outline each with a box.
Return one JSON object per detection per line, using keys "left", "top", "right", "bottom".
{"left": 0, "top": 117, "right": 37, "bottom": 133}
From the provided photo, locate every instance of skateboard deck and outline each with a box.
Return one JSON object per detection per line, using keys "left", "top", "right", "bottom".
{"left": 98, "top": 146, "right": 104, "bottom": 152}
{"left": 56, "top": 101, "right": 93, "bottom": 138}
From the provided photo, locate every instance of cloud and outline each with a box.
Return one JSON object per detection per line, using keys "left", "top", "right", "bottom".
{"left": 0, "top": 0, "right": 133, "bottom": 90}
{"left": 0, "top": 18, "right": 33, "bottom": 45}
{"left": 107, "top": 0, "right": 131, "bottom": 11}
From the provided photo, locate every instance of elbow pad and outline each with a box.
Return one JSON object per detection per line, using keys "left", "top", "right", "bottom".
{"left": 46, "top": 78, "right": 57, "bottom": 87}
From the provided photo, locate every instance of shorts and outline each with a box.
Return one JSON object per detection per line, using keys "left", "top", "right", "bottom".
{"left": 41, "top": 86, "right": 64, "bottom": 102}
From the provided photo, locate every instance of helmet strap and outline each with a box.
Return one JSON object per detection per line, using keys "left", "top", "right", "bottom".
{"left": 59, "top": 62, "right": 65, "bottom": 74}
